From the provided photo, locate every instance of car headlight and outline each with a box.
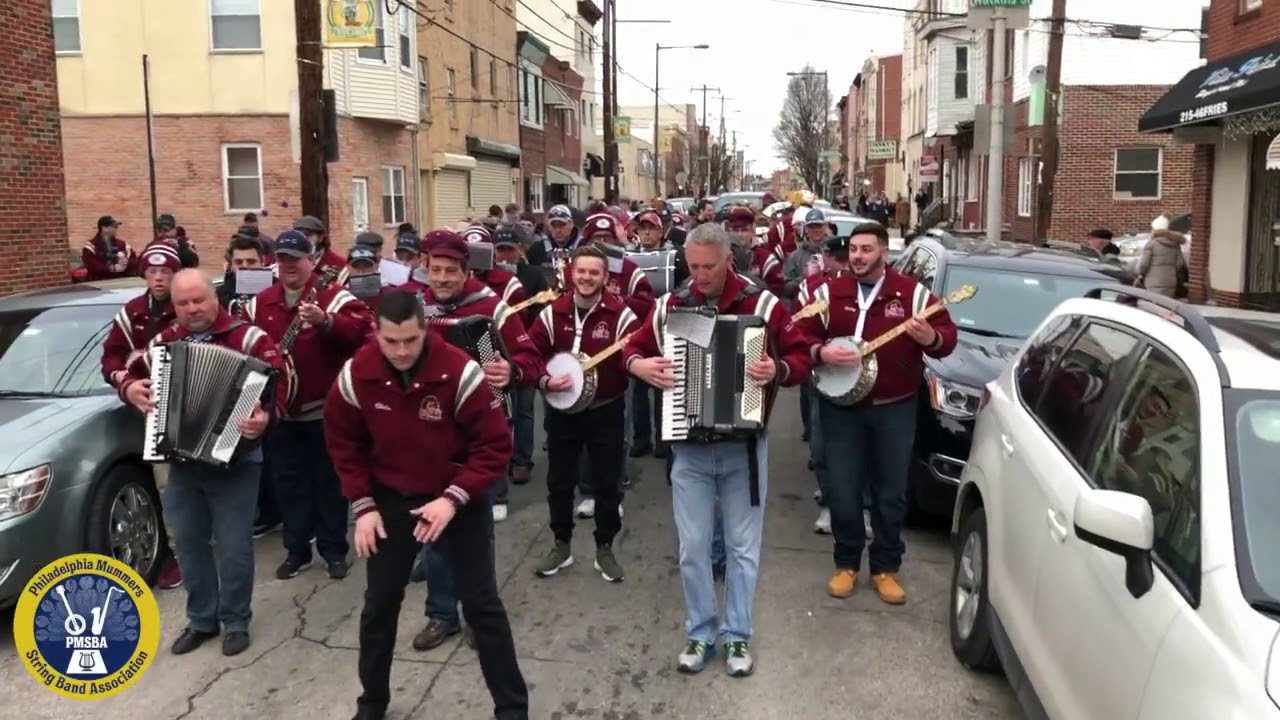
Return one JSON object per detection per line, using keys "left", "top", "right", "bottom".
{"left": 0, "top": 464, "right": 53, "bottom": 522}
{"left": 925, "top": 370, "right": 982, "bottom": 418}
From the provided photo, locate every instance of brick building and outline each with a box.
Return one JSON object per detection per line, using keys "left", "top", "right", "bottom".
{"left": 857, "top": 54, "right": 905, "bottom": 196}
{"left": 541, "top": 58, "right": 585, "bottom": 207}
{"left": 0, "top": 0, "right": 70, "bottom": 293}
{"left": 1140, "top": 0, "right": 1280, "bottom": 308}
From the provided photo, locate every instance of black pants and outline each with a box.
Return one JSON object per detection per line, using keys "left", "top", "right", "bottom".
{"left": 358, "top": 486, "right": 527, "bottom": 718}
{"left": 545, "top": 398, "right": 624, "bottom": 546}
{"left": 269, "top": 419, "right": 350, "bottom": 563}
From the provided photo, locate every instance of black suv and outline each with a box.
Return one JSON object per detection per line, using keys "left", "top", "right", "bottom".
{"left": 894, "top": 232, "right": 1134, "bottom": 516}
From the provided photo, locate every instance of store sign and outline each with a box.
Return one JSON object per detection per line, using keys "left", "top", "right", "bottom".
{"left": 918, "top": 153, "right": 940, "bottom": 181}
{"left": 868, "top": 140, "right": 898, "bottom": 161}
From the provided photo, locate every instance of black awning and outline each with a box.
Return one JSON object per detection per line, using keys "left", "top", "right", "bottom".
{"left": 1140, "top": 43, "right": 1280, "bottom": 133}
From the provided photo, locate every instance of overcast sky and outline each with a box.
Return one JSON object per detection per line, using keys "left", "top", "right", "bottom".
{"left": 609, "top": 0, "right": 916, "bottom": 176}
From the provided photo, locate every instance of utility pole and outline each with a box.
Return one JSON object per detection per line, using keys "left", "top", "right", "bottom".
{"left": 984, "top": 17, "right": 1007, "bottom": 244}
{"left": 601, "top": 0, "right": 618, "bottom": 203}
{"left": 1033, "top": 0, "right": 1067, "bottom": 243}
{"left": 691, "top": 84, "right": 719, "bottom": 195}
{"left": 731, "top": 130, "right": 737, "bottom": 191}
{"left": 295, "top": 0, "right": 329, "bottom": 226}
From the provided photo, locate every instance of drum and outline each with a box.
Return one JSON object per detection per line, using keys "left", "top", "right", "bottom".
{"left": 811, "top": 336, "right": 874, "bottom": 406}
{"left": 544, "top": 351, "right": 597, "bottom": 414}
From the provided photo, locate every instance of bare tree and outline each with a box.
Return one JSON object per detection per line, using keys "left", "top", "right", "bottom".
{"left": 707, "top": 142, "right": 737, "bottom": 194}
{"left": 772, "top": 66, "right": 831, "bottom": 191}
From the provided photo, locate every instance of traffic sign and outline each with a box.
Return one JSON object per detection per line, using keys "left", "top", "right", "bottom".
{"left": 972, "top": 0, "right": 1030, "bottom": 5}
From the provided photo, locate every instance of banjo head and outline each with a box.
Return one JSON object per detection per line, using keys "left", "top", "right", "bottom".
{"left": 545, "top": 352, "right": 587, "bottom": 411}
{"left": 812, "top": 336, "right": 867, "bottom": 404}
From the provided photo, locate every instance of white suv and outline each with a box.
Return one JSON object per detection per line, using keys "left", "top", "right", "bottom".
{"left": 948, "top": 286, "right": 1280, "bottom": 718}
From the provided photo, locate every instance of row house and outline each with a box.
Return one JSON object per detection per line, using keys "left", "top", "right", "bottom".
{"left": 1138, "top": 0, "right": 1280, "bottom": 309}
{"left": 56, "top": 0, "right": 420, "bottom": 249}
{"left": 856, "top": 54, "right": 904, "bottom": 199}
{"left": 516, "top": 31, "right": 588, "bottom": 213}
{"left": 620, "top": 103, "right": 699, "bottom": 199}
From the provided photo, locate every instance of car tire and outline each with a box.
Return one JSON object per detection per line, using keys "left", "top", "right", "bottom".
{"left": 949, "top": 505, "right": 1001, "bottom": 672}
{"left": 85, "top": 463, "right": 167, "bottom": 587}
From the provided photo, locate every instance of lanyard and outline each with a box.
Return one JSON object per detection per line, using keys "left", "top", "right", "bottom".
{"left": 853, "top": 275, "right": 885, "bottom": 341}
{"left": 571, "top": 299, "right": 598, "bottom": 354}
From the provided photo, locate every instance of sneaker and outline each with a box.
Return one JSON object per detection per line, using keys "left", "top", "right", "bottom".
{"left": 871, "top": 572, "right": 907, "bottom": 605}
{"left": 157, "top": 559, "right": 183, "bottom": 589}
{"left": 492, "top": 503, "right": 508, "bottom": 523}
{"left": 576, "top": 498, "right": 595, "bottom": 518}
{"left": 724, "top": 641, "right": 755, "bottom": 677}
{"left": 676, "top": 639, "right": 714, "bottom": 674}
{"left": 252, "top": 520, "right": 280, "bottom": 539}
{"left": 594, "top": 545, "right": 624, "bottom": 582}
{"left": 412, "top": 619, "right": 460, "bottom": 650}
{"left": 827, "top": 568, "right": 858, "bottom": 599}
{"left": 813, "top": 507, "right": 831, "bottom": 534}
{"left": 533, "top": 541, "right": 573, "bottom": 577}
{"left": 275, "top": 557, "right": 312, "bottom": 580}
{"left": 326, "top": 559, "right": 350, "bottom": 579}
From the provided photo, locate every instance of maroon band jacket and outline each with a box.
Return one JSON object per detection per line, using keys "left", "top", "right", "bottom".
{"left": 527, "top": 291, "right": 640, "bottom": 405}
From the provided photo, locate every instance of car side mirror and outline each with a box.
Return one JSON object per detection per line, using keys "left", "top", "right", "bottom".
{"left": 1073, "top": 489, "right": 1156, "bottom": 599}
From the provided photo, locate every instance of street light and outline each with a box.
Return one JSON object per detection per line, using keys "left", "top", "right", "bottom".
{"left": 787, "top": 70, "right": 831, "bottom": 198}
{"left": 655, "top": 43, "right": 710, "bottom": 197}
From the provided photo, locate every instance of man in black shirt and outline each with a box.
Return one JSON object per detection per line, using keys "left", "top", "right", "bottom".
{"left": 1085, "top": 228, "right": 1121, "bottom": 257}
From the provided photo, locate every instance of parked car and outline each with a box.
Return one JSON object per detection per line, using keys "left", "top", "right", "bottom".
{"left": 0, "top": 278, "right": 167, "bottom": 608}
{"left": 1115, "top": 212, "right": 1192, "bottom": 275}
{"left": 666, "top": 197, "right": 695, "bottom": 213}
{"left": 948, "top": 288, "right": 1280, "bottom": 718}
{"left": 893, "top": 233, "right": 1133, "bottom": 516}
{"left": 713, "top": 192, "right": 770, "bottom": 213}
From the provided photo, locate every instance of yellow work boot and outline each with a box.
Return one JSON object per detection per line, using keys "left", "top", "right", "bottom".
{"left": 826, "top": 569, "right": 857, "bottom": 598}
{"left": 871, "top": 573, "right": 907, "bottom": 605}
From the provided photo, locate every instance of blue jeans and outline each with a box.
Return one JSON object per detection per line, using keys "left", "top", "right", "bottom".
{"left": 670, "top": 438, "right": 768, "bottom": 644}
{"left": 269, "top": 419, "right": 351, "bottom": 563}
{"left": 820, "top": 399, "right": 916, "bottom": 573}
{"left": 164, "top": 459, "right": 260, "bottom": 633}
{"left": 711, "top": 505, "right": 725, "bottom": 568}
{"left": 630, "top": 379, "right": 653, "bottom": 445}
{"left": 800, "top": 383, "right": 813, "bottom": 438}
{"left": 422, "top": 492, "right": 498, "bottom": 626}
{"left": 511, "top": 386, "right": 535, "bottom": 470}
{"left": 808, "top": 386, "right": 829, "bottom": 500}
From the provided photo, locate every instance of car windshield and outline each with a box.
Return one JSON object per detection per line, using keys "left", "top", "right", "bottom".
{"left": 713, "top": 194, "right": 764, "bottom": 212}
{"left": 0, "top": 303, "right": 119, "bottom": 397}
{"left": 941, "top": 266, "right": 1117, "bottom": 338}
{"left": 829, "top": 216, "right": 876, "bottom": 237}
{"left": 1229, "top": 391, "right": 1280, "bottom": 603}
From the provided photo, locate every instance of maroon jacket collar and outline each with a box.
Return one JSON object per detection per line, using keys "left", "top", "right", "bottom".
{"left": 827, "top": 266, "right": 905, "bottom": 299}
{"left": 349, "top": 333, "right": 451, "bottom": 384}
{"left": 169, "top": 310, "right": 242, "bottom": 340}
{"left": 550, "top": 290, "right": 626, "bottom": 317}
{"left": 682, "top": 270, "right": 753, "bottom": 312}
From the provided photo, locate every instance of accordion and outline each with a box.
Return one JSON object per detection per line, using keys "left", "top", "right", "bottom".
{"left": 625, "top": 249, "right": 676, "bottom": 296}
{"left": 659, "top": 308, "right": 769, "bottom": 443}
{"left": 143, "top": 341, "right": 277, "bottom": 467}
{"left": 425, "top": 315, "right": 513, "bottom": 416}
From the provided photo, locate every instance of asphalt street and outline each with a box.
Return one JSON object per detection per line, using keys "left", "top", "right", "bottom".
{"left": 0, "top": 387, "right": 1018, "bottom": 719}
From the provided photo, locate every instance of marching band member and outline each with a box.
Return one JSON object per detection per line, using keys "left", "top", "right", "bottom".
{"left": 575, "top": 213, "right": 656, "bottom": 320}
{"left": 392, "top": 232, "right": 423, "bottom": 269}
{"left": 631, "top": 209, "right": 689, "bottom": 287}
{"left": 408, "top": 230, "right": 541, "bottom": 650}
{"left": 526, "top": 245, "right": 638, "bottom": 582}
{"left": 766, "top": 203, "right": 797, "bottom": 257}
{"left": 462, "top": 224, "right": 528, "bottom": 306}
{"left": 241, "top": 230, "right": 374, "bottom": 582}
{"left": 292, "top": 215, "right": 346, "bottom": 278}
{"left": 82, "top": 215, "right": 138, "bottom": 280}
{"left": 525, "top": 204, "right": 582, "bottom": 273}
{"left": 342, "top": 246, "right": 384, "bottom": 310}
{"left": 324, "top": 291, "right": 528, "bottom": 720}
{"left": 338, "top": 232, "right": 386, "bottom": 286}
{"left": 726, "top": 206, "right": 783, "bottom": 296}
{"left": 120, "top": 270, "right": 287, "bottom": 657}
{"left": 793, "top": 222, "right": 957, "bottom": 605}
{"left": 623, "top": 224, "right": 813, "bottom": 677}
{"left": 101, "top": 243, "right": 183, "bottom": 590}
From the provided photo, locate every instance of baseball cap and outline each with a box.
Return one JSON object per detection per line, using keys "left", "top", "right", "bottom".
{"left": 355, "top": 231, "right": 385, "bottom": 248}
{"left": 348, "top": 245, "right": 377, "bottom": 265}
{"left": 462, "top": 225, "right": 494, "bottom": 244}
{"left": 423, "top": 230, "right": 469, "bottom": 262}
{"left": 274, "top": 229, "right": 315, "bottom": 258}
{"left": 494, "top": 226, "right": 521, "bottom": 247}
{"left": 395, "top": 233, "right": 421, "bottom": 254}
{"left": 97, "top": 215, "right": 121, "bottom": 228}
{"left": 581, "top": 213, "right": 618, "bottom": 242}
{"left": 1088, "top": 228, "right": 1113, "bottom": 241}
{"left": 804, "top": 208, "right": 827, "bottom": 226}
{"left": 546, "top": 205, "right": 573, "bottom": 224}
{"left": 727, "top": 206, "right": 755, "bottom": 229}
{"left": 634, "top": 210, "right": 662, "bottom": 227}
{"left": 826, "top": 235, "right": 850, "bottom": 254}
{"left": 293, "top": 215, "right": 326, "bottom": 233}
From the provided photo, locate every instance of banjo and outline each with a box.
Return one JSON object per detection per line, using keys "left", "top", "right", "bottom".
{"left": 812, "top": 284, "right": 977, "bottom": 406}
{"left": 510, "top": 287, "right": 562, "bottom": 313}
{"left": 544, "top": 332, "right": 637, "bottom": 414}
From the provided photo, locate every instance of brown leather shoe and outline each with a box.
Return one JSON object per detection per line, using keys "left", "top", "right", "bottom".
{"left": 411, "top": 619, "right": 460, "bottom": 651}
{"left": 511, "top": 465, "right": 532, "bottom": 485}
{"left": 871, "top": 573, "right": 907, "bottom": 605}
{"left": 827, "top": 569, "right": 857, "bottom": 599}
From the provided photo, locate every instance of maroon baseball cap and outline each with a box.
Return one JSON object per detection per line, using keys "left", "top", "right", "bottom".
{"left": 461, "top": 225, "right": 494, "bottom": 244}
{"left": 635, "top": 210, "right": 662, "bottom": 227}
{"left": 423, "top": 230, "right": 469, "bottom": 262}
{"left": 727, "top": 206, "right": 755, "bottom": 229}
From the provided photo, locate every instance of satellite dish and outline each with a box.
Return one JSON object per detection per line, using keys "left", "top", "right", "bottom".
{"left": 1029, "top": 64, "right": 1047, "bottom": 84}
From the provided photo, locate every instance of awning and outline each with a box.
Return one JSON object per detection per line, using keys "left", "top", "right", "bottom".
{"left": 546, "top": 165, "right": 589, "bottom": 187}
{"left": 544, "top": 81, "right": 575, "bottom": 110}
{"left": 1139, "top": 43, "right": 1280, "bottom": 133}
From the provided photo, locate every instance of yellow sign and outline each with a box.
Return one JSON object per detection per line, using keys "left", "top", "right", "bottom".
{"left": 13, "top": 554, "right": 161, "bottom": 699}
{"left": 326, "top": 0, "right": 379, "bottom": 49}
{"left": 615, "top": 116, "right": 632, "bottom": 143}
{"left": 659, "top": 132, "right": 673, "bottom": 153}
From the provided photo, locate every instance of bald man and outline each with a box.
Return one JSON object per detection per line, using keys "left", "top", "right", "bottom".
{"left": 119, "top": 269, "right": 289, "bottom": 658}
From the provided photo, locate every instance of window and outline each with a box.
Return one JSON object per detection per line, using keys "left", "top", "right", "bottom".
{"left": 519, "top": 64, "right": 543, "bottom": 127}
{"left": 470, "top": 49, "right": 479, "bottom": 92}
{"left": 528, "top": 175, "right": 545, "bottom": 213}
{"left": 381, "top": 166, "right": 406, "bottom": 225}
{"left": 222, "top": 144, "right": 262, "bottom": 212}
{"left": 0, "top": 305, "right": 120, "bottom": 398}
{"left": 446, "top": 68, "right": 457, "bottom": 122}
{"left": 1233, "top": 391, "right": 1280, "bottom": 601}
{"left": 966, "top": 154, "right": 981, "bottom": 201}
{"left": 52, "top": 0, "right": 81, "bottom": 54}
{"left": 357, "top": 3, "right": 386, "bottom": 63}
{"left": 210, "top": 0, "right": 262, "bottom": 51}
{"left": 1016, "top": 315, "right": 1081, "bottom": 405}
{"left": 954, "top": 46, "right": 969, "bottom": 99}
{"left": 417, "top": 56, "right": 430, "bottom": 122}
{"left": 352, "top": 177, "right": 370, "bottom": 232}
{"left": 1114, "top": 147, "right": 1162, "bottom": 199}
{"left": 398, "top": 7, "right": 412, "bottom": 70}
{"left": 908, "top": 248, "right": 938, "bottom": 289}
{"left": 1090, "top": 346, "right": 1200, "bottom": 597}
{"left": 1032, "top": 322, "right": 1140, "bottom": 465}
{"left": 1017, "top": 156, "right": 1035, "bottom": 217}
{"left": 1241, "top": 0, "right": 1262, "bottom": 12}
{"left": 946, "top": 267, "right": 1124, "bottom": 340}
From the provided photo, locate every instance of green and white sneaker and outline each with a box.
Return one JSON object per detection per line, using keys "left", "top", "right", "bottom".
{"left": 724, "top": 641, "right": 755, "bottom": 677}
{"left": 676, "top": 639, "right": 715, "bottom": 674}
{"left": 594, "top": 545, "right": 624, "bottom": 582}
{"left": 533, "top": 541, "right": 573, "bottom": 577}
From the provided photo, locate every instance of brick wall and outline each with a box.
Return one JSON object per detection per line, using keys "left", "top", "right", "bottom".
{"left": 997, "top": 87, "right": 1193, "bottom": 242}
{"left": 1207, "top": 0, "right": 1280, "bottom": 61}
{"left": 879, "top": 55, "right": 903, "bottom": 140}
{"left": 542, "top": 59, "right": 584, "bottom": 182}
{"left": 62, "top": 115, "right": 414, "bottom": 261}
{"left": 0, "top": 0, "right": 70, "bottom": 293}
{"left": 519, "top": 124, "right": 546, "bottom": 209}
{"left": 1188, "top": 144, "right": 1214, "bottom": 302}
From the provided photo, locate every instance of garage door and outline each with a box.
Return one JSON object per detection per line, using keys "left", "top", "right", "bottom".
{"left": 471, "top": 158, "right": 513, "bottom": 212}
{"left": 434, "top": 170, "right": 469, "bottom": 229}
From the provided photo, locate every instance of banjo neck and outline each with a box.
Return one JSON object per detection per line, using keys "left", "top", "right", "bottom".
{"left": 859, "top": 300, "right": 949, "bottom": 356}
{"left": 581, "top": 331, "right": 636, "bottom": 372}
{"left": 510, "top": 288, "right": 562, "bottom": 313}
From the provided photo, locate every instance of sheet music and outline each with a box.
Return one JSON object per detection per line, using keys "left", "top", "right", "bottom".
{"left": 379, "top": 259, "right": 411, "bottom": 286}
{"left": 607, "top": 256, "right": 624, "bottom": 274}
{"left": 666, "top": 309, "right": 716, "bottom": 349}
{"left": 234, "top": 268, "right": 274, "bottom": 295}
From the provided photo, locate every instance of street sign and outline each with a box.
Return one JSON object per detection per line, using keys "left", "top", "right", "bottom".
{"left": 967, "top": 0, "right": 1030, "bottom": 28}
{"left": 972, "top": 0, "right": 1030, "bottom": 6}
